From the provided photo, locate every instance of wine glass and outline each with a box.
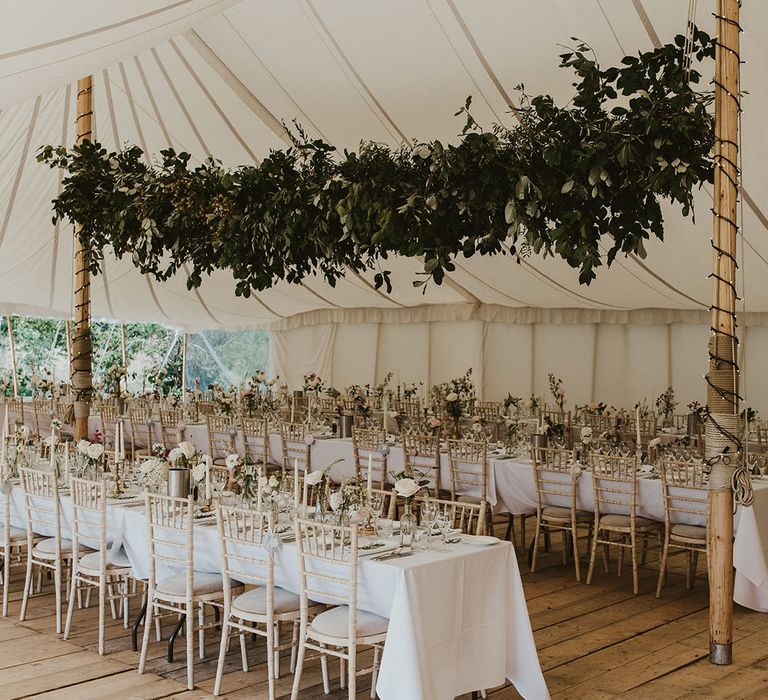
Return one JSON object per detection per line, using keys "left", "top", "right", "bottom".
{"left": 420, "top": 497, "right": 438, "bottom": 549}
{"left": 368, "top": 491, "right": 384, "bottom": 518}
{"left": 375, "top": 516, "right": 394, "bottom": 544}
{"left": 434, "top": 508, "right": 451, "bottom": 547}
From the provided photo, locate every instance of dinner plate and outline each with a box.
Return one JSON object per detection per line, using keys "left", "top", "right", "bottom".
{"left": 462, "top": 535, "right": 499, "bottom": 546}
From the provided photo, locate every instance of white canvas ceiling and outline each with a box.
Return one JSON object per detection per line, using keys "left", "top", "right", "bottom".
{"left": 1, "top": 0, "right": 766, "bottom": 332}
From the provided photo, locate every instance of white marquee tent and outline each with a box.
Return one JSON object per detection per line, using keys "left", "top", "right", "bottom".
{"left": 2, "top": 0, "right": 768, "bottom": 409}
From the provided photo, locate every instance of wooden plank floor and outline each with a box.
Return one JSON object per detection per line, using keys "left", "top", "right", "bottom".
{"left": 1, "top": 520, "right": 766, "bottom": 699}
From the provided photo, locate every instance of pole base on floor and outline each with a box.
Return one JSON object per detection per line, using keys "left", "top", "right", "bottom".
{"left": 709, "top": 642, "right": 732, "bottom": 665}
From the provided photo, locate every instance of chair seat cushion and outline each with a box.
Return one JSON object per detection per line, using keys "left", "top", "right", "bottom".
{"left": 33, "top": 538, "right": 74, "bottom": 557}
{"left": 157, "top": 572, "right": 224, "bottom": 596}
{"left": 671, "top": 523, "right": 707, "bottom": 540}
{"left": 79, "top": 550, "right": 132, "bottom": 571}
{"left": 232, "top": 586, "right": 301, "bottom": 616}
{"left": 310, "top": 605, "right": 388, "bottom": 640}
{"left": 599, "top": 514, "right": 658, "bottom": 529}
{"left": 542, "top": 506, "right": 591, "bottom": 522}
{"left": 457, "top": 494, "right": 482, "bottom": 505}
{"left": 0, "top": 527, "right": 26, "bottom": 545}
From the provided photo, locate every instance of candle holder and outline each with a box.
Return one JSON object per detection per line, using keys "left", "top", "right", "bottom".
{"left": 110, "top": 459, "right": 123, "bottom": 498}
{"left": 199, "top": 496, "right": 213, "bottom": 513}
{"left": 362, "top": 508, "right": 376, "bottom": 537}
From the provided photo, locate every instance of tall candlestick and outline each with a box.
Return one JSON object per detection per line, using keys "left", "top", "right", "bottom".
{"left": 293, "top": 458, "right": 300, "bottom": 508}
{"left": 0, "top": 405, "right": 6, "bottom": 467}
{"left": 367, "top": 453, "right": 373, "bottom": 494}
{"left": 119, "top": 420, "right": 125, "bottom": 462}
{"left": 64, "top": 445, "right": 70, "bottom": 484}
{"left": 635, "top": 407, "right": 641, "bottom": 448}
{"left": 256, "top": 466, "right": 263, "bottom": 513}
{"left": 205, "top": 455, "right": 212, "bottom": 501}
{"left": 114, "top": 422, "right": 120, "bottom": 463}
{"left": 302, "top": 474, "right": 308, "bottom": 510}
{"left": 291, "top": 394, "right": 295, "bottom": 424}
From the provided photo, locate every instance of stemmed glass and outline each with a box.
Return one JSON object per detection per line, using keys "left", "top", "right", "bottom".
{"left": 434, "top": 508, "right": 451, "bottom": 547}
{"left": 420, "top": 497, "right": 438, "bottom": 549}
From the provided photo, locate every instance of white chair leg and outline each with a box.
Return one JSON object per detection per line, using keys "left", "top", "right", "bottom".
{"left": 289, "top": 620, "right": 299, "bottom": 673}
{"left": 63, "top": 568, "right": 78, "bottom": 640}
{"left": 20, "top": 556, "right": 33, "bottom": 622}
{"left": 98, "top": 574, "right": 106, "bottom": 655}
{"left": 213, "top": 613, "right": 230, "bottom": 697}
{"left": 319, "top": 643, "right": 330, "bottom": 694}
{"left": 289, "top": 623, "right": 307, "bottom": 700}
{"left": 54, "top": 561, "right": 63, "bottom": 635}
{"left": 339, "top": 656, "right": 346, "bottom": 689}
{"left": 265, "top": 617, "right": 276, "bottom": 700}
{"left": 1, "top": 548, "right": 9, "bottom": 618}
{"left": 198, "top": 602, "right": 205, "bottom": 659}
{"left": 107, "top": 577, "right": 118, "bottom": 620}
{"left": 274, "top": 621, "right": 281, "bottom": 678}
{"left": 347, "top": 642, "right": 356, "bottom": 700}
{"left": 138, "top": 593, "right": 154, "bottom": 675}
{"left": 186, "top": 601, "right": 195, "bottom": 690}
{"left": 371, "top": 645, "right": 382, "bottom": 699}
{"left": 239, "top": 621, "right": 249, "bottom": 672}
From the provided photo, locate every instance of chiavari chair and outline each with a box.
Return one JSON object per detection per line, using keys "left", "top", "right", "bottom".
{"left": 394, "top": 399, "right": 421, "bottom": 419}
{"left": 414, "top": 494, "right": 485, "bottom": 536}
{"left": 213, "top": 506, "right": 324, "bottom": 698}
{"left": 352, "top": 427, "right": 387, "bottom": 490}
{"left": 64, "top": 478, "right": 134, "bottom": 654}
{"left": 4, "top": 396, "right": 25, "bottom": 431}
{"left": 0, "top": 466, "right": 26, "bottom": 616}
{"left": 138, "top": 494, "right": 236, "bottom": 690}
{"left": 757, "top": 422, "right": 768, "bottom": 454}
{"left": 128, "top": 405, "right": 154, "bottom": 461}
{"left": 241, "top": 416, "right": 270, "bottom": 469}
{"left": 291, "top": 517, "right": 388, "bottom": 700}
{"left": 99, "top": 404, "right": 120, "bottom": 452}
{"left": 159, "top": 409, "right": 183, "bottom": 451}
{"left": 19, "top": 467, "right": 77, "bottom": 634}
{"left": 586, "top": 453, "right": 662, "bottom": 594}
{"left": 446, "top": 438, "right": 489, "bottom": 535}
{"left": 279, "top": 422, "right": 311, "bottom": 476}
{"left": 656, "top": 457, "right": 709, "bottom": 597}
{"left": 474, "top": 401, "right": 502, "bottom": 421}
{"left": 207, "top": 414, "right": 237, "bottom": 466}
{"left": 402, "top": 432, "right": 442, "bottom": 495}
{"left": 31, "top": 398, "right": 53, "bottom": 442}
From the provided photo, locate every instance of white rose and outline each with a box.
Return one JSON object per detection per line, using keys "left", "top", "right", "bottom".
{"left": 328, "top": 491, "right": 343, "bottom": 512}
{"left": 472, "top": 422, "right": 483, "bottom": 433}
{"left": 77, "top": 439, "right": 90, "bottom": 455}
{"left": 581, "top": 427, "right": 593, "bottom": 440}
{"left": 305, "top": 470, "right": 323, "bottom": 487}
{"left": 168, "top": 448, "right": 182, "bottom": 464}
{"left": 225, "top": 453, "right": 240, "bottom": 470}
{"left": 394, "top": 478, "right": 421, "bottom": 499}
{"left": 179, "top": 442, "right": 196, "bottom": 460}
{"left": 191, "top": 463, "right": 206, "bottom": 482}
{"left": 416, "top": 144, "right": 431, "bottom": 159}
{"left": 258, "top": 476, "right": 268, "bottom": 489}
{"left": 87, "top": 443, "right": 104, "bottom": 460}
{"left": 268, "top": 475, "right": 278, "bottom": 488}
{"left": 649, "top": 437, "right": 662, "bottom": 448}
{"left": 445, "top": 392, "right": 459, "bottom": 402}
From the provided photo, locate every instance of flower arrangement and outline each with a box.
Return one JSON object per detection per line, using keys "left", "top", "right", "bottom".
{"left": 633, "top": 399, "right": 652, "bottom": 420}
{"left": 431, "top": 368, "right": 475, "bottom": 420}
{"left": 402, "top": 381, "right": 422, "bottom": 400}
{"left": 168, "top": 441, "right": 199, "bottom": 468}
{"left": 102, "top": 365, "right": 127, "bottom": 397}
{"left": 393, "top": 477, "right": 422, "bottom": 503}
{"left": 528, "top": 395, "right": 541, "bottom": 418}
{"left": 137, "top": 456, "right": 169, "bottom": 491}
{"left": 328, "top": 478, "right": 366, "bottom": 522}
{"left": 305, "top": 459, "right": 341, "bottom": 511}
{"left": 503, "top": 394, "right": 524, "bottom": 417}
{"left": 687, "top": 401, "right": 706, "bottom": 418}
{"left": 74, "top": 438, "right": 105, "bottom": 478}
{"left": 303, "top": 373, "right": 325, "bottom": 394}
{"left": 548, "top": 374, "right": 566, "bottom": 411}
{"left": 655, "top": 387, "right": 678, "bottom": 420}
{"left": 14, "top": 424, "right": 31, "bottom": 446}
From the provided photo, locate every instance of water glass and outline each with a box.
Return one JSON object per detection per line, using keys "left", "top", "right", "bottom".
{"left": 375, "top": 516, "right": 394, "bottom": 542}
{"left": 412, "top": 526, "right": 428, "bottom": 551}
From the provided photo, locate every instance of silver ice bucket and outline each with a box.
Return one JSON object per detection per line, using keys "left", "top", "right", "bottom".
{"left": 532, "top": 433, "right": 548, "bottom": 462}
{"left": 339, "top": 414, "right": 354, "bottom": 439}
{"left": 167, "top": 468, "right": 191, "bottom": 499}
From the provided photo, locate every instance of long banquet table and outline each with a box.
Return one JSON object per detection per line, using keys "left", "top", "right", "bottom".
{"left": 7, "top": 480, "right": 550, "bottom": 700}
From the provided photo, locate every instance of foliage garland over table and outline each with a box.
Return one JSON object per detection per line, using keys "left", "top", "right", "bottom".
{"left": 39, "top": 29, "right": 714, "bottom": 296}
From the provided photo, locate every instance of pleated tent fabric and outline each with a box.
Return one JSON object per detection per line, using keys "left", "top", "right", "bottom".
{"left": 2, "top": 1, "right": 768, "bottom": 407}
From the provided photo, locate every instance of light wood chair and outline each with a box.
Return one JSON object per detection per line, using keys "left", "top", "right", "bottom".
{"left": 352, "top": 427, "right": 387, "bottom": 490}
{"left": 31, "top": 398, "right": 54, "bottom": 442}
{"left": 757, "top": 422, "right": 768, "bottom": 454}
{"left": 0, "top": 475, "right": 27, "bottom": 616}
{"left": 241, "top": 416, "right": 270, "bottom": 468}
{"left": 4, "top": 397, "right": 25, "bottom": 431}
{"left": 19, "top": 467, "right": 75, "bottom": 634}
{"left": 402, "top": 433, "right": 442, "bottom": 495}
{"left": 213, "top": 506, "right": 324, "bottom": 698}
{"left": 138, "top": 493, "right": 235, "bottom": 690}
{"left": 656, "top": 457, "right": 709, "bottom": 597}
{"left": 279, "top": 422, "right": 311, "bottom": 475}
{"left": 530, "top": 447, "right": 592, "bottom": 581}
{"left": 586, "top": 453, "right": 663, "bottom": 594}
{"left": 207, "top": 414, "right": 237, "bottom": 465}
{"left": 64, "top": 477, "right": 134, "bottom": 654}
{"left": 99, "top": 404, "right": 120, "bottom": 452}
{"left": 159, "top": 409, "right": 183, "bottom": 452}
{"left": 291, "top": 517, "right": 388, "bottom": 700}
{"left": 128, "top": 406, "right": 154, "bottom": 461}
{"left": 413, "top": 494, "right": 485, "bottom": 536}
{"left": 446, "top": 438, "right": 490, "bottom": 535}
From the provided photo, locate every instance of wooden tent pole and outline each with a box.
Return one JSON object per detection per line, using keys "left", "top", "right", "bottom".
{"left": 6, "top": 316, "right": 19, "bottom": 398}
{"left": 181, "top": 332, "right": 188, "bottom": 401}
{"left": 120, "top": 322, "right": 127, "bottom": 367}
{"left": 65, "top": 320, "right": 72, "bottom": 367}
{"left": 707, "top": 0, "right": 740, "bottom": 666}
{"left": 72, "top": 76, "right": 94, "bottom": 441}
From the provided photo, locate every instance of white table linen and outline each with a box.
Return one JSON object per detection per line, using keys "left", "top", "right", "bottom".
{"left": 7, "top": 485, "right": 549, "bottom": 700}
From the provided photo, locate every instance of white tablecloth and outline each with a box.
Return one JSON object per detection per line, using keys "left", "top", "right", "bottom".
{"left": 7, "top": 485, "right": 549, "bottom": 700}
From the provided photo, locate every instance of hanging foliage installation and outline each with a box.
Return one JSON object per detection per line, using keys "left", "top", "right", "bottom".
{"left": 39, "top": 29, "right": 714, "bottom": 296}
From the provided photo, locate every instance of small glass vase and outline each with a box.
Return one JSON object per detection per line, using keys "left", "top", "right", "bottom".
{"left": 399, "top": 501, "right": 416, "bottom": 553}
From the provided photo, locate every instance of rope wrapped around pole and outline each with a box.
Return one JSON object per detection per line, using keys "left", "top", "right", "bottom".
{"left": 72, "top": 76, "right": 94, "bottom": 439}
